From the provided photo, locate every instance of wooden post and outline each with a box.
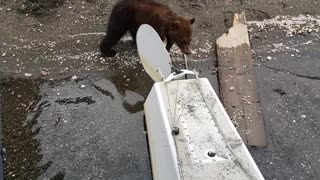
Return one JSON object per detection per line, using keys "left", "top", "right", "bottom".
{"left": 216, "top": 11, "right": 267, "bottom": 146}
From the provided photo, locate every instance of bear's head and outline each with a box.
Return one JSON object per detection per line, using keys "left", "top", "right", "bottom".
{"left": 168, "top": 17, "right": 195, "bottom": 54}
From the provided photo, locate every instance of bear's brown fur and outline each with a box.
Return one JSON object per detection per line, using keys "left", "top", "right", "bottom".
{"left": 100, "top": 0, "right": 195, "bottom": 57}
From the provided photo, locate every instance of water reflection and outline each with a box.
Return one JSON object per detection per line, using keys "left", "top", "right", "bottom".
{"left": 0, "top": 77, "right": 151, "bottom": 180}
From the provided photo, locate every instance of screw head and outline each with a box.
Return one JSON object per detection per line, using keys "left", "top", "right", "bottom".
{"left": 207, "top": 151, "right": 216, "bottom": 157}
{"left": 172, "top": 127, "right": 180, "bottom": 135}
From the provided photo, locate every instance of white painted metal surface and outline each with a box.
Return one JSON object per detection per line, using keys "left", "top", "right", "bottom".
{"left": 136, "top": 24, "right": 172, "bottom": 82}
{"left": 144, "top": 79, "right": 264, "bottom": 180}
{"left": 137, "top": 24, "right": 265, "bottom": 180}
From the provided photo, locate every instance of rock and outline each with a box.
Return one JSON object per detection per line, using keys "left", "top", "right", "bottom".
{"left": 266, "top": 56, "right": 272, "bottom": 61}
{"left": 71, "top": 75, "right": 78, "bottom": 80}
{"left": 41, "top": 70, "right": 49, "bottom": 76}
{"left": 229, "top": 86, "right": 235, "bottom": 91}
{"left": 24, "top": 73, "right": 32, "bottom": 77}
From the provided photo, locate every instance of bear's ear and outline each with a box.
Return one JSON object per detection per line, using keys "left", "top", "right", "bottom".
{"left": 170, "top": 21, "right": 180, "bottom": 30}
{"left": 189, "top": 18, "right": 195, "bottom": 24}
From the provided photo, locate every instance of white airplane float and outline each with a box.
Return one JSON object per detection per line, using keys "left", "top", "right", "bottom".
{"left": 136, "top": 24, "right": 265, "bottom": 180}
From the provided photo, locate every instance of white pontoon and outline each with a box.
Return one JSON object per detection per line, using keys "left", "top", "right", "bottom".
{"left": 137, "top": 24, "right": 264, "bottom": 180}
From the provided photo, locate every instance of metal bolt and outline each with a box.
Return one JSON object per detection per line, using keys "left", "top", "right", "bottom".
{"left": 207, "top": 151, "right": 216, "bottom": 157}
{"left": 172, "top": 127, "right": 180, "bottom": 135}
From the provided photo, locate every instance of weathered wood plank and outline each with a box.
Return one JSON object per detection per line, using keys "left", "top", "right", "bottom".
{"left": 216, "top": 11, "right": 267, "bottom": 146}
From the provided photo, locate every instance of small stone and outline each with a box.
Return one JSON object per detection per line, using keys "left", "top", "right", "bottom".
{"left": 76, "top": 40, "right": 80, "bottom": 43}
{"left": 41, "top": 71, "right": 49, "bottom": 76}
{"left": 301, "top": 115, "right": 306, "bottom": 118}
{"left": 266, "top": 56, "right": 272, "bottom": 61}
{"left": 229, "top": 86, "right": 235, "bottom": 91}
{"left": 291, "top": 54, "right": 295, "bottom": 57}
{"left": 24, "top": 73, "right": 32, "bottom": 77}
{"left": 293, "top": 120, "right": 296, "bottom": 123}
{"left": 71, "top": 75, "right": 78, "bottom": 80}
{"left": 80, "top": 85, "right": 86, "bottom": 88}
{"left": 1, "top": 52, "right": 6, "bottom": 57}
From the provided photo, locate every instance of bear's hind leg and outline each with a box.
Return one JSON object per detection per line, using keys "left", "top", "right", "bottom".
{"left": 100, "top": 15, "right": 129, "bottom": 57}
{"left": 100, "top": 27, "right": 127, "bottom": 57}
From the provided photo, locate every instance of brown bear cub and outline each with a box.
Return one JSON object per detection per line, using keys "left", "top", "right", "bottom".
{"left": 100, "top": 0, "right": 195, "bottom": 57}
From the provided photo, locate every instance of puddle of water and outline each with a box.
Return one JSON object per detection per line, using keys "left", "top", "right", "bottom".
{"left": 0, "top": 76, "right": 152, "bottom": 180}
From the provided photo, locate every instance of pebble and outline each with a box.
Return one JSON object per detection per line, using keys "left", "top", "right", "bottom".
{"left": 41, "top": 71, "right": 49, "bottom": 76}
{"left": 80, "top": 85, "right": 86, "bottom": 88}
{"left": 229, "top": 86, "right": 235, "bottom": 91}
{"left": 266, "top": 56, "right": 272, "bottom": 61}
{"left": 301, "top": 115, "right": 306, "bottom": 118}
{"left": 24, "top": 73, "right": 32, "bottom": 77}
{"left": 71, "top": 75, "right": 78, "bottom": 80}
{"left": 1, "top": 52, "right": 6, "bottom": 57}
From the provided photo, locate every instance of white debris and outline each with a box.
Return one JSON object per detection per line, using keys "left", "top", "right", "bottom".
{"left": 24, "top": 73, "right": 32, "bottom": 77}
{"left": 41, "top": 71, "right": 49, "bottom": 76}
{"left": 1, "top": 52, "right": 6, "bottom": 57}
{"left": 247, "top": 15, "right": 320, "bottom": 36}
{"left": 120, "top": 35, "right": 133, "bottom": 42}
{"left": 266, "top": 56, "right": 272, "bottom": 61}
{"left": 301, "top": 115, "right": 306, "bottom": 118}
{"left": 80, "top": 85, "right": 86, "bottom": 88}
{"left": 71, "top": 75, "right": 78, "bottom": 80}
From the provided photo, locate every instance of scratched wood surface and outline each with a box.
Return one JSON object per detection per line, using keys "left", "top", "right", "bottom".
{"left": 216, "top": 11, "right": 267, "bottom": 146}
